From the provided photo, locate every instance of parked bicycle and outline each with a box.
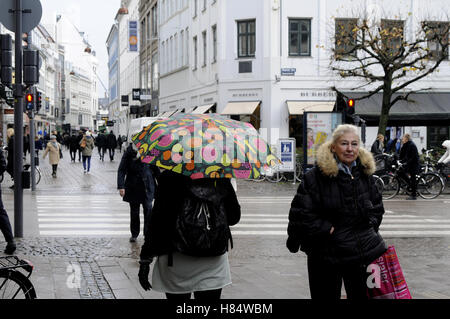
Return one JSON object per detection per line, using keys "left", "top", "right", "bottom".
{"left": 378, "top": 154, "right": 444, "bottom": 199}
{"left": 0, "top": 149, "right": 41, "bottom": 185}
{"left": 0, "top": 256, "right": 37, "bottom": 299}
{"left": 420, "top": 148, "right": 450, "bottom": 191}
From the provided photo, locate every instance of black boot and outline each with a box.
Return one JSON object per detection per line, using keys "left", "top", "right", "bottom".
{"left": 4, "top": 241, "right": 16, "bottom": 254}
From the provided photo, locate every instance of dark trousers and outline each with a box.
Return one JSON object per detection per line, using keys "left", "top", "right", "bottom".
{"left": 166, "top": 288, "right": 222, "bottom": 301}
{"left": 77, "top": 148, "right": 82, "bottom": 161}
{"left": 52, "top": 164, "right": 58, "bottom": 174}
{"left": 129, "top": 202, "right": 151, "bottom": 238}
{"left": 0, "top": 205, "right": 14, "bottom": 243}
{"left": 108, "top": 148, "right": 115, "bottom": 161}
{"left": 98, "top": 147, "right": 104, "bottom": 160}
{"left": 70, "top": 149, "right": 77, "bottom": 162}
{"left": 307, "top": 256, "right": 369, "bottom": 300}
{"left": 399, "top": 170, "right": 418, "bottom": 196}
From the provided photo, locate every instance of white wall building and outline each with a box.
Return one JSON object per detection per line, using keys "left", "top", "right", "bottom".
{"left": 158, "top": 0, "right": 450, "bottom": 151}
{"left": 55, "top": 15, "right": 99, "bottom": 132}
{"left": 117, "top": 0, "right": 141, "bottom": 137}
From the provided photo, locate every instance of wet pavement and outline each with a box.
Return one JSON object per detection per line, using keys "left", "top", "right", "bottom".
{"left": 1, "top": 147, "right": 450, "bottom": 299}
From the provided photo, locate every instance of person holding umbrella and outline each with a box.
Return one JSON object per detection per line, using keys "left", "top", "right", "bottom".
{"left": 135, "top": 114, "right": 279, "bottom": 300}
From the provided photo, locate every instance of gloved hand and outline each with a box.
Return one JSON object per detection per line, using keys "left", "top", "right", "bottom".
{"left": 286, "top": 237, "right": 300, "bottom": 253}
{"left": 138, "top": 261, "right": 152, "bottom": 291}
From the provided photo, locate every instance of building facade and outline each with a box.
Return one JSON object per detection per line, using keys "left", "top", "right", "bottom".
{"left": 157, "top": 0, "right": 450, "bottom": 150}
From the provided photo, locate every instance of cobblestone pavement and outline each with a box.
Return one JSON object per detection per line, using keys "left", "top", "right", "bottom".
{"left": 1, "top": 148, "right": 450, "bottom": 299}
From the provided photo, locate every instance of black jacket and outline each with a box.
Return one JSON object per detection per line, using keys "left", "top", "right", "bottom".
{"left": 399, "top": 140, "right": 420, "bottom": 174}
{"left": 140, "top": 170, "right": 241, "bottom": 260}
{"left": 0, "top": 148, "right": 6, "bottom": 175}
{"left": 106, "top": 133, "right": 117, "bottom": 149}
{"left": 6, "top": 136, "right": 14, "bottom": 176}
{"left": 287, "top": 141, "right": 387, "bottom": 267}
{"left": 370, "top": 139, "right": 383, "bottom": 155}
{"left": 117, "top": 144, "right": 158, "bottom": 206}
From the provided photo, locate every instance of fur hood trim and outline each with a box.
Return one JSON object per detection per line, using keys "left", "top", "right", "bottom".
{"left": 316, "top": 141, "right": 376, "bottom": 177}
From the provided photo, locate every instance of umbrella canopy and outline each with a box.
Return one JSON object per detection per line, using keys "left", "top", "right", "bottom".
{"left": 132, "top": 113, "right": 280, "bottom": 179}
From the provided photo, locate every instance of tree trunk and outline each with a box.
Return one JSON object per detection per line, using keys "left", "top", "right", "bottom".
{"left": 378, "top": 90, "right": 392, "bottom": 136}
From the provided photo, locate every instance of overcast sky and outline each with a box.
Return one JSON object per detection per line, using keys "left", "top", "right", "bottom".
{"left": 40, "top": 0, "right": 121, "bottom": 98}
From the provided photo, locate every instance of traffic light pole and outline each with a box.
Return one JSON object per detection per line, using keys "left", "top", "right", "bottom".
{"left": 29, "top": 107, "right": 36, "bottom": 191}
{"left": 13, "top": 0, "right": 24, "bottom": 238}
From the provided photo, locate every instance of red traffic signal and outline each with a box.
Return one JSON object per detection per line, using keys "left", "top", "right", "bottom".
{"left": 347, "top": 98, "right": 355, "bottom": 116}
{"left": 347, "top": 99, "right": 355, "bottom": 108}
{"left": 26, "top": 93, "right": 33, "bottom": 103}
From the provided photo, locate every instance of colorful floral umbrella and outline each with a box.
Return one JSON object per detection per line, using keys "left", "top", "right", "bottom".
{"left": 131, "top": 113, "right": 280, "bottom": 179}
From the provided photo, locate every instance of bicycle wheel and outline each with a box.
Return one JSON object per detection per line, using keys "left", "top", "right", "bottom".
{"left": 417, "top": 173, "right": 443, "bottom": 199}
{"left": 379, "top": 174, "right": 400, "bottom": 199}
{"left": 35, "top": 167, "right": 41, "bottom": 185}
{"left": 373, "top": 175, "right": 384, "bottom": 194}
{"left": 266, "top": 171, "right": 284, "bottom": 183}
{"left": 0, "top": 270, "right": 37, "bottom": 299}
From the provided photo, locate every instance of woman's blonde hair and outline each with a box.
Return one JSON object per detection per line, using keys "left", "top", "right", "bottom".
{"left": 331, "top": 124, "right": 360, "bottom": 145}
{"left": 6, "top": 128, "right": 14, "bottom": 140}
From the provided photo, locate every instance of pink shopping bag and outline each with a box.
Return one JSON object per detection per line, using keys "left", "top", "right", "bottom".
{"left": 367, "top": 246, "right": 412, "bottom": 299}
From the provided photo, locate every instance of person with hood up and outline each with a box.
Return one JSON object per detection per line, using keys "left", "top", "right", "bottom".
{"left": 43, "top": 135, "right": 62, "bottom": 178}
{"left": 80, "top": 131, "right": 95, "bottom": 174}
{"left": 287, "top": 124, "right": 387, "bottom": 300}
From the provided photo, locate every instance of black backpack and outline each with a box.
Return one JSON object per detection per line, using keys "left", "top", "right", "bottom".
{"left": 173, "top": 188, "right": 233, "bottom": 257}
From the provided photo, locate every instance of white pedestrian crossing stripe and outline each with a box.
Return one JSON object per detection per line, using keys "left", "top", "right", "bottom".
{"left": 36, "top": 195, "right": 450, "bottom": 237}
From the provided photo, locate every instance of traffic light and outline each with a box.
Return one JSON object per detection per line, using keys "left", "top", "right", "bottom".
{"left": 36, "top": 91, "right": 42, "bottom": 112}
{"left": 23, "top": 50, "right": 39, "bottom": 85}
{"left": 25, "top": 91, "right": 34, "bottom": 110}
{"left": 1, "top": 34, "right": 13, "bottom": 86}
{"left": 345, "top": 98, "right": 356, "bottom": 124}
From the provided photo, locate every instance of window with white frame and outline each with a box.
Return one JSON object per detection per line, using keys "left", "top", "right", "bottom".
{"left": 237, "top": 20, "right": 256, "bottom": 58}
{"left": 289, "top": 18, "right": 311, "bottom": 56}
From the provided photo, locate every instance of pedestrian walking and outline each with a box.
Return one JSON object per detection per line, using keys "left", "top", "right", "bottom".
{"left": 117, "top": 135, "right": 123, "bottom": 153}
{"left": 95, "top": 132, "right": 106, "bottom": 161}
{"left": 23, "top": 133, "right": 30, "bottom": 157}
{"left": 117, "top": 143, "right": 159, "bottom": 243}
{"left": 76, "top": 131, "right": 83, "bottom": 162}
{"left": 80, "top": 131, "right": 95, "bottom": 174}
{"left": 69, "top": 133, "right": 78, "bottom": 162}
{"left": 286, "top": 124, "right": 387, "bottom": 300}
{"left": 107, "top": 131, "right": 118, "bottom": 161}
{"left": 370, "top": 134, "right": 385, "bottom": 156}
{"left": 138, "top": 169, "right": 241, "bottom": 301}
{"left": 399, "top": 133, "right": 420, "bottom": 200}
{"left": 6, "top": 128, "right": 15, "bottom": 188}
{"left": 42, "top": 135, "right": 62, "bottom": 178}
{"left": 0, "top": 146, "right": 16, "bottom": 254}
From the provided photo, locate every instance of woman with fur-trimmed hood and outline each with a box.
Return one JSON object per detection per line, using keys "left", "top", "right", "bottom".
{"left": 287, "top": 124, "right": 387, "bottom": 300}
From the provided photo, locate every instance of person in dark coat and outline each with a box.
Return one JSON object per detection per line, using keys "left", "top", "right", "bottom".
{"left": 69, "top": 134, "right": 79, "bottom": 162}
{"left": 95, "top": 132, "right": 106, "bottom": 161}
{"left": 117, "top": 135, "right": 124, "bottom": 153}
{"left": 23, "top": 134, "right": 30, "bottom": 157}
{"left": 6, "top": 128, "right": 15, "bottom": 188}
{"left": 106, "top": 131, "right": 118, "bottom": 161}
{"left": 118, "top": 143, "right": 159, "bottom": 242}
{"left": 137, "top": 169, "right": 241, "bottom": 301}
{"left": 399, "top": 133, "right": 420, "bottom": 200}
{"left": 76, "top": 131, "right": 83, "bottom": 162}
{"left": 0, "top": 146, "right": 16, "bottom": 254}
{"left": 287, "top": 124, "right": 387, "bottom": 300}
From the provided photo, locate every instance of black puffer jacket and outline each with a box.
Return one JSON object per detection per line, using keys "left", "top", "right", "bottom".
{"left": 140, "top": 170, "right": 241, "bottom": 260}
{"left": 287, "top": 141, "right": 387, "bottom": 267}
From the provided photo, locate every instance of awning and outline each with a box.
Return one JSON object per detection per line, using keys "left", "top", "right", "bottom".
{"left": 165, "top": 110, "right": 178, "bottom": 117}
{"left": 221, "top": 101, "right": 261, "bottom": 115}
{"left": 185, "top": 107, "right": 197, "bottom": 114}
{"left": 287, "top": 101, "right": 335, "bottom": 115}
{"left": 347, "top": 92, "right": 450, "bottom": 126}
{"left": 172, "top": 108, "right": 184, "bottom": 115}
{"left": 191, "top": 104, "right": 215, "bottom": 114}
